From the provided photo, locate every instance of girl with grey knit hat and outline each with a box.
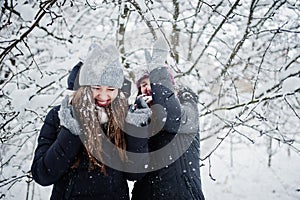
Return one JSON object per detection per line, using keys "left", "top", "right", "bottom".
{"left": 31, "top": 44, "right": 148, "bottom": 200}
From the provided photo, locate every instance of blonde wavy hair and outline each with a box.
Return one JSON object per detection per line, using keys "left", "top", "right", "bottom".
{"left": 71, "top": 86, "right": 128, "bottom": 174}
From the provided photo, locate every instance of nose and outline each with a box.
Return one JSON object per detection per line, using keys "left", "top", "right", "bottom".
{"left": 96, "top": 91, "right": 109, "bottom": 100}
{"left": 94, "top": 90, "right": 111, "bottom": 107}
{"left": 146, "top": 86, "right": 151, "bottom": 94}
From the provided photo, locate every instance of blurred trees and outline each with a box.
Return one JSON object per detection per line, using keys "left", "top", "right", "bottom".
{"left": 0, "top": 0, "right": 299, "bottom": 198}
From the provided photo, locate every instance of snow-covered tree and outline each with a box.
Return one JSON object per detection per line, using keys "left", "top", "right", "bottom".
{"left": 1, "top": 0, "right": 299, "bottom": 199}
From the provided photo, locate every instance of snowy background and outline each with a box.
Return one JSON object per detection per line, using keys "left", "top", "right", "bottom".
{"left": 1, "top": 0, "right": 299, "bottom": 199}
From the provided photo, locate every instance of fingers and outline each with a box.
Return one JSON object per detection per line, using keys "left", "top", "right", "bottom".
{"left": 135, "top": 95, "right": 151, "bottom": 109}
{"left": 143, "top": 96, "right": 152, "bottom": 104}
{"left": 61, "top": 95, "right": 70, "bottom": 109}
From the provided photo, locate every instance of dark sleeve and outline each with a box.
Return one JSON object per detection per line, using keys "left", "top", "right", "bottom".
{"left": 177, "top": 86, "right": 200, "bottom": 135}
{"left": 31, "top": 106, "right": 83, "bottom": 186}
{"left": 122, "top": 123, "right": 149, "bottom": 181}
{"left": 150, "top": 67, "right": 181, "bottom": 134}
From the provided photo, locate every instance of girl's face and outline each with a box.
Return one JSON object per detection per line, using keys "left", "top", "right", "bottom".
{"left": 91, "top": 86, "right": 118, "bottom": 107}
{"left": 140, "top": 78, "right": 151, "bottom": 96}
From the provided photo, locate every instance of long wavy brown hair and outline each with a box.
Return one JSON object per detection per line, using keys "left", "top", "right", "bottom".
{"left": 71, "top": 86, "right": 128, "bottom": 174}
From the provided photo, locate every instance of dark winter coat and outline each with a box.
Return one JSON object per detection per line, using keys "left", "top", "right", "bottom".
{"left": 131, "top": 67, "right": 205, "bottom": 200}
{"left": 31, "top": 105, "right": 148, "bottom": 200}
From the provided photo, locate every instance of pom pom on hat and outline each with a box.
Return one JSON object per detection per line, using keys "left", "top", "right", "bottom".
{"left": 79, "top": 44, "right": 124, "bottom": 89}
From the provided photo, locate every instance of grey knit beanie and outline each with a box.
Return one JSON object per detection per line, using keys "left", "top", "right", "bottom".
{"left": 79, "top": 44, "right": 124, "bottom": 89}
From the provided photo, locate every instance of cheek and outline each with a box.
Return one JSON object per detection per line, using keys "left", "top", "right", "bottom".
{"left": 141, "top": 87, "right": 146, "bottom": 93}
{"left": 110, "top": 91, "right": 118, "bottom": 101}
{"left": 143, "top": 85, "right": 151, "bottom": 94}
{"left": 91, "top": 90, "right": 98, "bottom": 98}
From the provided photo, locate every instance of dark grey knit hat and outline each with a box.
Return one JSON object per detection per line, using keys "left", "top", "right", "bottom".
{"left": 79, "top": 44, "right": 124, "bottom": 89}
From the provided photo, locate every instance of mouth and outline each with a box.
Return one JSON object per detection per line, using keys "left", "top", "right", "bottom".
{"left": 95, "top": 99, "right": 110, "bottom": 107}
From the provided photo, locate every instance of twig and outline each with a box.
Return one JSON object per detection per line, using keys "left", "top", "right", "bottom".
{"left": 208, "top": 157, "right": 216, "bottom": 181}
{"left": 176, "top": 0, "right": 241, "bottom": 78}
{"left": 0, "top": 0, "right": 57, "bottom": 63}
{"left": 129, "top": 0, "right": 157, "bottom": 39}
{"left": 284, "top": 96, "right": 300, "bottom": 119}
{"left": 200, "top": 88, "right": 300, "bottom": 117}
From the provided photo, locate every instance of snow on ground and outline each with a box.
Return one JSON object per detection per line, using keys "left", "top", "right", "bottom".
{"left": 201, "top": 138, "right": 300, "bottom": 200}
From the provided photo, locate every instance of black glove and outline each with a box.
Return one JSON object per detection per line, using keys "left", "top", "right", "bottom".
{"left": 135, "top": 96, "right": 150, "bottom": 108}
{"left": 126, "top": 97, "right": 151, "bottom": 127}
{"left": 177, "top": 86, "right": 199, "bottom": 104}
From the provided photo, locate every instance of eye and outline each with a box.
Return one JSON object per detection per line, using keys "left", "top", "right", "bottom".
{"left": 108, "top": 88, "right": 116, "bottom": 92}
{"left": 91, "top": 86, "right": 100, "bottom": 90}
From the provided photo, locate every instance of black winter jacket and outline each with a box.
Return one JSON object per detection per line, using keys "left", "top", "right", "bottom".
{"left": 31, "top": 105, "right": 148, "bottom": 200}
{"left": 131, "top": 67, "right": 205, "bottom": 200}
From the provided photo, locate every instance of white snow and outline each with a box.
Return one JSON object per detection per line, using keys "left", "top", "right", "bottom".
{"left": 201, "top": 139, "right": 300, "bottom": 200}
{"left": 282, "top": 77, "right": 300, "bottom": 94}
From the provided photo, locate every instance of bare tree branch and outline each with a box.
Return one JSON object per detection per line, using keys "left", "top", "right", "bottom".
{"left": 176, "top": 0, "right": 241, "bottom": 78}
{"left": 200, "top": 88, "right": 300, "bottom": 116}
{"left": 0, "top": 0, "right": 57, "bottom": 63}
{"left": 284, "top": 96, "right": 300, "bottom": 120}
{"left": 129, "top": 0, "right": 157, "bottom": 39}
{"left": 221, "top": 0, "right": 256, "bottom": 77}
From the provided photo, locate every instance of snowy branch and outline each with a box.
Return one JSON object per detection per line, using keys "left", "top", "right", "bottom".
{"left": 0, "top": 0, "right": 58, "bottom": 63}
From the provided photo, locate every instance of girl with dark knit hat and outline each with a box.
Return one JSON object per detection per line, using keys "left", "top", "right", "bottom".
{"left": 127, "top": 38, "right": 205, "bottom": 200}
{"left": 31, "top": 44, "right": 148, "bottom": 200}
